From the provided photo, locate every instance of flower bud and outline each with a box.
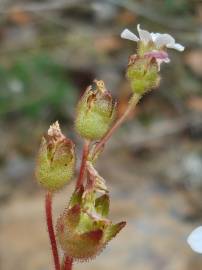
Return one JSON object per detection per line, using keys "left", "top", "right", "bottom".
{"left": 35, "top": 121, "right": 76, "bottom": 192}
{"left": 56, "top": 187, "right": 126, "bottom": 261}
{"left": 75, "top": 80, "right": 116, "bottom": 140}
{"left": 126, "top": 55, "right": 160, "bottom": 95}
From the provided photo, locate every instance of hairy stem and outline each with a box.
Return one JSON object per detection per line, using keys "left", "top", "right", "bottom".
{"left": 76, "top": 140, "right": 90, "bottom": 188}
{"left": 93, "top": 93, "right": 141, "bottom": 158}
{"left": 62, "top": 256, "right": 73, "bottom": 270}
{"left": 45, "top": 192, "right": 60, "bottom": 270}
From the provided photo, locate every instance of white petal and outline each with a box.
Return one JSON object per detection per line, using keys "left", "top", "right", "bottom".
{"left": 155, "top": 34, "right": 175, "bottom": 48}
{"left": 158, "top": 57, "right": 170, "bottom": 64}
{"left": 137, "top": 24, "right": 152, "bottom": 44}
{"left": 167, "top": 43, "right": 185, "bottom": 51}
{"left": 120, "top": 29, "right": 139, "bottom": 42}
{"left": 150, "top": 32, "right": 160, "bottom": 42}
{"left": 163, "top": 57, "right": 170, "bottom": 63}
{"left": 187, "top": 226, "right": 202, "bottom": 253}
{"left": 156, "top": 58, "right": 170, "bottom": 71}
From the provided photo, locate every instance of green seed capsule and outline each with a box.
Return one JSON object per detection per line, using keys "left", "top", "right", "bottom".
{"left": 35, "top": 121, "right": 76, "bottom": 192}
{"left": 75, "top": 80, "right": 116, "bottom": 140}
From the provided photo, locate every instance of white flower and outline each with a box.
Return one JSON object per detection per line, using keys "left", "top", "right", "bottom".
{"left": 121, "top": 24, "right": 185, "bottom": 52}
{"left": 187, "top": 226, "right": 202, "bottom": 253}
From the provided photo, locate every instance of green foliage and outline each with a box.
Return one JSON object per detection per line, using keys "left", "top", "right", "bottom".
{"left": 164, "top": 0, "right": 191, "bottom": 14}
{"left": 0, "top": 54, "right": 76, "bottom": 118}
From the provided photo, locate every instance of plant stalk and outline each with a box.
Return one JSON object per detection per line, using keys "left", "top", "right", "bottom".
{"left": 93, "top": 93, "right": 141, "bottom": 158}
{"left": 45, "top": 191, "right": 60, "bottom": 270}
{"left": 76, "top": 140, "right": 90, "bottom": 188}
{"left": 62, "top": 256, "right": 73, "bottom": 270}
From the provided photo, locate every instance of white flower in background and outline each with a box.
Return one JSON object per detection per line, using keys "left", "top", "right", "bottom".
{"left": 121, "top": 24, "right": 184, "bottom": 68}
{"left": 187, "top": 226, "right": 202, "bottom": 253}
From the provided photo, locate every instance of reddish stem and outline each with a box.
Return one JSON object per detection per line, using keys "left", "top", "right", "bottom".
{"left": 62, "top": 256, "right": 73, "bottom": 270}
{"left": 45, "top": 192, "right": 61, "bottom": 270}
{"left": 76, "top": 140, "right": 90, "bottom": 188}
{"left": 93, "top": 93, "right": 141, "bottom": 158}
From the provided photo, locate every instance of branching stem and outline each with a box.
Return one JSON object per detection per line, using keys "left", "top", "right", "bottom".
{"left": 93, "top": 93, "right": 141, "bottom": 158}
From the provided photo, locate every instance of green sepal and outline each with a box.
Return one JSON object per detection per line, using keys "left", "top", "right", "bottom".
{"left": 127, "top": 57, "right": 159, "bottom": 95}
{"left": 82, "top": 190, "right": 96, "bottom": 212}
{"left": 66, "top": 204, "right": 81, "bottom": 228}
{"left": 69, "top": 185, "right": 84, "bottom": 208}
{"left": 64, "top": 229, "right": 103, "bottom": 261}
{"left": 95, "top": 194, "right": 110, "bottom": 218}
{"left": 104, "top": 221, "right": 126, "bottom": 242}
{"left": 76, "top": 212, "right": 95, "bottom": 234}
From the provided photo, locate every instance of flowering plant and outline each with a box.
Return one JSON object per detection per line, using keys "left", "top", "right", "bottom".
{"left": 35, "top": 25, "right": 184, "bottom": 270}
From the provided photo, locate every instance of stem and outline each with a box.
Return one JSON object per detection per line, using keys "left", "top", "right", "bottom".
{"left": 76, "top": 140, "right": 90, "bottom": 188}
{"left": 62, "top": 256, "right": 73, "bottom": 270}
{"left": 45, "top": 191, "right": 60, "bottom": 270}
{"left": 93, "top": 93, "right": 141, "bottom": 158}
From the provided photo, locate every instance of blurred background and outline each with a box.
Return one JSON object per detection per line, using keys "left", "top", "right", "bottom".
{"left": 0, "top": 0, "right": 202, "bottom": 269}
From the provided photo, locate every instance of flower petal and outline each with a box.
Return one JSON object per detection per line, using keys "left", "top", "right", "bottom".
{"left": 187, "top": 226, "right": 202, "bottom": 253}
{"left": 144, "top": 50, "right": 170, "bottom": 70}
{"left": 150, "top": 32, "right": 160, "bottom": 42}
{"left": 137, "top": 24, "right": 152, "bottom": 44}
{"left": 155, "top": 34, "right": 175, "bottom": 48}
{"left": 163, "top": 58, "right": 170, "bottom": 63}
{"left": 167, "top": 43, "right": 185, "bottom": 51}
{"left": 145, "top": 50, "right": 169, "bottom": 60}
{"left": 120, "top": 29, "right": 139, "bottom": 42}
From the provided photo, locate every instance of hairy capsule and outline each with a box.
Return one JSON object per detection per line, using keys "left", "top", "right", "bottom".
{"left": 75, "top": 80, "right": 116, "bottom": 140}
{"left": 56, "top": 186, "right": 126, "bottom": 261}
{"left": 35, "top": 121, "right": 76, "bottom": 191}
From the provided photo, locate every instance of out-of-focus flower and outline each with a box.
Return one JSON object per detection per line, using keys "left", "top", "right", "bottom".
{"left": 187, "top": 226, "right": 202, "bottom": 253}
{"left": 121, "top": 24, "right": 184, "bottom": 67}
